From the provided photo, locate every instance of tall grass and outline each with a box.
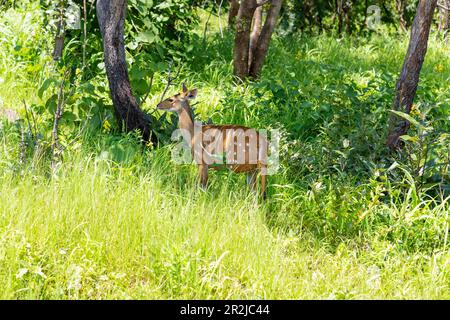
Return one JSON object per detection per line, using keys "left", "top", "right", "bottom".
{"left": 0, "top": 148, "right": 448, "bottom": 299}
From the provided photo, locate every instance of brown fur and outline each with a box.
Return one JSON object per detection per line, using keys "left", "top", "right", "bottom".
{"left": 157, "top": 85, "right": 268, "bottom": 199}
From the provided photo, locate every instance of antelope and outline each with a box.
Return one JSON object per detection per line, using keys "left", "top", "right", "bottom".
{"left": 157, "top": 84, "right": 268, "bottom": 199}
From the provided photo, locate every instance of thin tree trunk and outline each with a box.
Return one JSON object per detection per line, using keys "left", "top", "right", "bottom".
{"left": 96, "top": 0, "right": 154, "bottom": 143}
{"left": 336, "top": 0, "right": 344, "bottom": 34}
{"left": 445, "top": 0, "right": 450, "bottom": 41}
{"left": 438, "top": 1, "right": 449, "bottom": 34}
{"left": 249, "top": 5, "right": 263, "bottom": 68}
{"left": 396, "top": 0, "right": 408, "bottom": 33}
{"left": 387, "top": 0, "right": 437, "bottom": 150}
{"left": 228, "top": 0, "right": 240, "bottom": 28}
{"left": 53, "top": 0, "right": 65, "bottom": 61}
{"left": 248, "top": 0, "right": 283, "bottom": 79}
{"left": 82, "top": 0, "right": 87, "bottom": 68}
{"left": 233, "top": 0, "right": 258, "bottom": 79}
{"left": 52, "top": 69, "right": 70, "bottom": 168}
{"left": 343, "top": 0, "right": 353, "bottom": 34}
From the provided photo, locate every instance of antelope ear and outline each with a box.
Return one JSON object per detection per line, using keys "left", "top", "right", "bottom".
{"left": 186, "top": 89, "right": 197, "bottom": 100}
{"left": 182, "top": 83, "right": 188, "bottom": 93}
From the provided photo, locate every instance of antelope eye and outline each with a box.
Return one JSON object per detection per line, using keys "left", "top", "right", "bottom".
{"left": 168, "top": 98, "right": 174, "bottom": 103}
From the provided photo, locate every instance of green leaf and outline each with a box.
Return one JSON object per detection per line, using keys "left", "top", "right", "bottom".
{"left": 127, "top": 41, "right": 139, "bottom": 50}
{"left": 45, "top": 94, "right": 58, "bottom": 115}
{"left": 60, "top": 111, "right": 77, "bottom": 124}
{"left": 130, "top": 67, "right": 148, "bottom": 80}
{"left": 400, "top": 135, "right": 419, "bottom": 143}
{"left": 136, "top": 30, "right": 157, "bottom": 44}
{"left": 390, "top": 110, "right": 426, "bottom": 130}
{"left": 387, "top": 161, "right": 399, "bottom": 172}
{"left": 133, "top": 79, "right": 148, "bottom": 95}
{"left": 38, "top": 78, "right": 56, "bottom": 99}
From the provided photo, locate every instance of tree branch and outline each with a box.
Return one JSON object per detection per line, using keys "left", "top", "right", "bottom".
{"left": 217, "top": 0, "right": 224, "bottom": 38}
{"left": 437, "top": 2, "right": 450, "bottom": 10}
{"left": 140, "top": 73, "right": 154, "bottom": 106}
{"left": 22, "top": 99, "right": 35, "bottom": 141}
{"left": 160, "top": 61, "right": 182, "bottom": 102}
{"left": 51, "top": 69, "right": 71, "bottom": 168}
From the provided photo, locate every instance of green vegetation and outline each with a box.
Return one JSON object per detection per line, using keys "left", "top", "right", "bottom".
{"left": 0, "top": 2, "right": 449, "bottom": 299}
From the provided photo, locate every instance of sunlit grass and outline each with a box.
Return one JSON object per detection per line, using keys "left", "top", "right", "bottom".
{"left": 0, "top": 149, "right": 448, "bottom": 299}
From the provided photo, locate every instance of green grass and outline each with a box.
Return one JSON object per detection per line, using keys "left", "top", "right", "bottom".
{"left": 0, "top": 6, "right": 449, "bottom": 299}
{"left": 0, "top": 150, "right": 449, "bottom": 299}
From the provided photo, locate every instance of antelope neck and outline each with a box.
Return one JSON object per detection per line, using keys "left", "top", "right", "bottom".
{"left": 178, "top": 103, "right": 195, "bottom": 147}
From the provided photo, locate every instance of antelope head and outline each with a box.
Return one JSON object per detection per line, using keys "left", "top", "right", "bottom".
{"left": 156, "top": 83, "right": 198, "bottom": 113}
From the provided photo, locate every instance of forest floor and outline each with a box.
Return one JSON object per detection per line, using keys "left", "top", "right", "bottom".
{"left": 0, "top": 9, "right": 449, "bottom": 299}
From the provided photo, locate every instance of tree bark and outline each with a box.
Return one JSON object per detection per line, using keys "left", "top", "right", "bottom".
{"left": 233, "top": 0, "right": 258, "bottom": 79}
{"left": 343, "top": 0, "right": 353, "bottom": 34}
{"left": 249, "top": 5, "right": 263, "bottom": 68}
{"left": 445, "top": 0, "right": 450, "bottom": 42}
{"left": 336, "top": 0, "right": 344, "bottom": 34}
{"left": 438, "top": 0, "right": 449, "bottom": 35}
{"left": 248, "top": 0, "right": 283, "bottom": 79}
{"left": 387, "top": 0, "right": 437, "bottom": 150}
{"left": 96, "top": 0, "right": 154, "bottom": 143}
{"left": 396, "top": 0, "right": 408, "bottom": 33}
{"left": 52, "top": 1, "right": 65, "bottom": 61}
{"left": 228, "top": 0, "right": 240, "bottom": 28}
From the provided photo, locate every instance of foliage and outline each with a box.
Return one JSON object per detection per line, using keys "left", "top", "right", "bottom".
{"left": 279, "top": 0, "right": 422, "bottom": 35}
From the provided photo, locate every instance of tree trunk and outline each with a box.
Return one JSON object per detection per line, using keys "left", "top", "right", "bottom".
{"left": 336, "top": 0, "right": 344, "bottom": 34}
{"left": 233, "top": 0, "right": 258, "bottom": 79}
{"left": 248, "top": 0, "right": 283, "bottom": 79}
{"left": 52, "top": 1, "right": 65, "bottom": 61}
{"left": 228, "top": 0, "right": 240, "bottom": 28}
{"left": 396, "top": 0, "right": 408, "bottom": 33}
{"left": 438, "top": 1, "right": 449, "bottom": 35}
{"left": 96, "top": 0, "right": 155, "bottom": 143}
{"left": 249, "top": 5, "right": 263, "bottom": 68}
{"left": 445, "top": 0, "right": 450, "bottom": 42}
{"left": 343, "top": 0, "right": 353, "bottom": 34}
{"left": 387, "top": 0, "right": 437, "bottom": 150}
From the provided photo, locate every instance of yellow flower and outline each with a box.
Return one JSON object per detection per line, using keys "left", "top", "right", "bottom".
{"left": 19, "top": 47, "right": 30, "bottom": 55}
{"left": 434, "top": 64, "right": 444, "bottom": 73}
{"left": 102, "top": 119, "right": 111, "bottom": 133}
{"left": 410, "top": 104, "right": 420, "bottom": 117}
